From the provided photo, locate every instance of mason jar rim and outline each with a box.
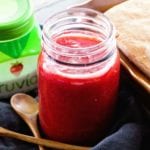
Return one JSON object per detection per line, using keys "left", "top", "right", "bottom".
{"left": 42, "top": 8, "right": 116, "bottom": 67}
{"left": 44, "top": 8, "right": 115, "bottom": 51}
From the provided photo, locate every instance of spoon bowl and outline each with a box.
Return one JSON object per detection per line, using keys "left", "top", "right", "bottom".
{"left": 10, "top": 93, "right": 44, "bottom": 150}
{"left": 11, "top": 93, "right": 39, "bottom": 115}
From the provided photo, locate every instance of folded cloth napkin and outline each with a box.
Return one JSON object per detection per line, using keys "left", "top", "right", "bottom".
{"left": 0, "top": 101, "right": 38, "bottom": 150}
{"left": 92, "top": 123, "right": 141, "bottom": 150}
{"left": 0, "top": 71, "right": 150, "bottom": 150}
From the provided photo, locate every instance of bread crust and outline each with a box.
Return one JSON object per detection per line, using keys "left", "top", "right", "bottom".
{"left": 105, "top": 0, "right": 150, "bottom": 78}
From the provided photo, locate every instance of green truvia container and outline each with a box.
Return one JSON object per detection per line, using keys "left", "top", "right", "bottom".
{"left": 0, "top": 0, "right": 41, "bottom": 98}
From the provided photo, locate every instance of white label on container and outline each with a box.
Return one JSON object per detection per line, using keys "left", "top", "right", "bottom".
{"left": 0, "top": 55, "right": 38, "bottom": 99}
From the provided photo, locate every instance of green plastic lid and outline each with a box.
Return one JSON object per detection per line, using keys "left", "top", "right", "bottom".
{"left": 0, "top": 0, "right": 36, "bottom": 58}
{"left": 0, "top": 0, "right": 34, "bottom": 40}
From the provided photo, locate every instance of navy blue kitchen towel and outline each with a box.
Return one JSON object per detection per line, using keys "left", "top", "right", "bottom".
{"left": 92, "top": 123, "right": 141, "bottom": 150}
{"left": 0, "top": 70, "right": 149, "bottom": 150}
{"left": 0, "top": 101, "right": 38, "bottom": 150}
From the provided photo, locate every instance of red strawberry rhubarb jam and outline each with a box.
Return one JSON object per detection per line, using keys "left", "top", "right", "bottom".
{"left": 38, "top": 8, "right": 120, "bottom": 145}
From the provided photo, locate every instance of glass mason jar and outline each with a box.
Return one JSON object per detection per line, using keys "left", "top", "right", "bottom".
{"left": 38, "top": 8, "right": 120, "bottom": 145}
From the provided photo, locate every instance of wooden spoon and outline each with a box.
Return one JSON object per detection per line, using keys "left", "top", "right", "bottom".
{"left": 10, "top": 93, "right": 44, "bottom": 150}
{"left": 0, "top": 127, "right": 90, "bottom": 150}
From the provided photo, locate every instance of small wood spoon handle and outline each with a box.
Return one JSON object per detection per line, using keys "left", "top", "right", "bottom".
{"left": 27, "top": 116, "right": 45, "bottom": 150}
{"left": 0, "top": 127, "right": 90, "bottom": 150}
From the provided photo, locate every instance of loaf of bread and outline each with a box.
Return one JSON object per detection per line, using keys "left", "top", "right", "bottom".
{"left": 105, "top": 0, "right": 150, "bottom": 78}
